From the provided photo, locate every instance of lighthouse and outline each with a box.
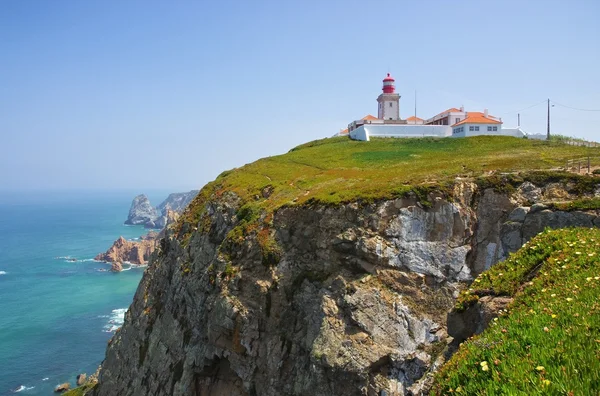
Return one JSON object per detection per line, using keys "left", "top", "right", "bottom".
{"left": 377, "top": 73, "right": 400, "bottom": 120}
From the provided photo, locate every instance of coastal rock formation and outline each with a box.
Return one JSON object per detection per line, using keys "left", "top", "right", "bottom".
{"left": 110, "top": 262, "right": 123, "bottom": 272}
{"left": 124, "top": 191, "right": 198, "bottom": 228}
{"left": 54, "top": 383, "right": 70, "bottom": 393}
{"left": 76, "top": 374, "right": 87, "bottom": 386}
{"left": 95, "top": 179, "right": 600, "bottom": 396}
{"left": 95, "top": 236, "right": 157, "bottom": 265}
{"left": 157, "top": 191, "right": 199, "bottom": 213}
{"left": 124, "top": 195, "right": 158, "bottom": 226}
{"left": 146, "top": 208, "right": 180, "bottom": 230}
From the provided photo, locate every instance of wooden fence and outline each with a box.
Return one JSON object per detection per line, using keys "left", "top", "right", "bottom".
{"left": 565, "top": 156, "right": 600, "bottom": 174}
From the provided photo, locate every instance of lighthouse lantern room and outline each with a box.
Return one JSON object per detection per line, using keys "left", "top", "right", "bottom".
{"left": 377, "top": 73, "right": 400, "bottom": 120}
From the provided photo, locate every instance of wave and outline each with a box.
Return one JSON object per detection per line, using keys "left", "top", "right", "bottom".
{"left": 42, "top": 378, "right": 49, "bottom": 381}
{"left": 0, "top": 271, "right": 6, "bottom": 275}
{"left": 13, "top": 385, "right": 35, "bottom": 393}
{"left": 101, "top": 308, "right": 127, "bottom": 332}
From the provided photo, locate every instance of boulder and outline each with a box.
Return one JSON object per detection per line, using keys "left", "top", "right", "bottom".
{"left": 508, "top": 207, "right": 529, "bottom": 223}
{"left": 54, "top": 383, "right": 70, "bottom": 393}
{"left": 517, "top": 182, "right": 542, "bottom": 202}
{"left": 76, "top": 373, "right": 87, "bottom": 386}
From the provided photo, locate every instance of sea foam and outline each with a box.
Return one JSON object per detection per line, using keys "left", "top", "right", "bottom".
{"left": 101, "top": 308, "right": 127, "bottom": 332}
{"left": 13, "top": 385, "right": 35, "bottom": 392}
{"left": 0, "top": 271, "right": 6, "bottom": 275}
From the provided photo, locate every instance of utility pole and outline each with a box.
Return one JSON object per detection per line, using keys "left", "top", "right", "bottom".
{"left": 547, "top": 98, "right": 551, "bottom": 141}
{"left": 414, "top": 90, "right": 417, "bottom": 121}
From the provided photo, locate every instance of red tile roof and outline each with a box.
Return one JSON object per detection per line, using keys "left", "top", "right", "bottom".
{"left": 433, "top": 108, "right": 462, "bottom": 118}
{"left": 362, "top": 114, "right": 379, "bottom": 121}
{"left": 406, "top": 116, "right": 424, "bottom": 121}
{"left": 452, "top": 112, "right": 502, "bottom": 126}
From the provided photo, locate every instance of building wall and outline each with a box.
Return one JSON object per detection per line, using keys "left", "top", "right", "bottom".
{"left": 377, "top": 94, "right": 400, "bottom": 120}
{"left": 350, "top": 124, "right": 452, "bottom": 141}
{"left": 451, "top": 123, "right": 523, "bottom": 138}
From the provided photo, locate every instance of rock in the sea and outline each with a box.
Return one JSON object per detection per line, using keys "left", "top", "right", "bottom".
{"left": 124, "top": 195, "right": 159, "bottom": 226}
{"left": 76, "top": 373, "right": 87, "bottom": 386}
{"left": 54, "top": 383, "right": 70, "bottom": 393}
{"left": 95, "top": 236, "right": 156, "bottom": 265}
{"left": 110, "top": 262, "right": 123, "bottom": 272}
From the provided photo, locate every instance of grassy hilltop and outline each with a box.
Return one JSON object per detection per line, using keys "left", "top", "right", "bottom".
{"left": 179, "top": 136, "right": 599, "bottom": 236}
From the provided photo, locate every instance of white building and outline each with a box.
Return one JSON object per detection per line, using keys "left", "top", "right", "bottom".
{"left": 451, "top": 110, "right": 505, "bottom": 137}
{"left": 345, "top": 73, "right": 533, "bottom": 141}
{"left": 425, "top": 107, "right": 466, "bottom": 126}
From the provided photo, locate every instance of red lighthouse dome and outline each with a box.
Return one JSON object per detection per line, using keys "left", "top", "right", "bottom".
{"left": 382, "top": 73, "right": 395, "bottom": 94}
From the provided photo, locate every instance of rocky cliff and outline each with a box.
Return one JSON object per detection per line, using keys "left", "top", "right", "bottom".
{"left": 94, "top": 175, "right": 600, "bottom": 395}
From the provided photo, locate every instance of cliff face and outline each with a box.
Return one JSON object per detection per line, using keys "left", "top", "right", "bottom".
{"left": 96, "top": 180, "right": 599, "bottom": 396}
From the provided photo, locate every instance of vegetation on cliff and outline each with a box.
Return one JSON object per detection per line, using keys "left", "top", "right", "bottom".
{"left": 177, "top": 136, "right": 598, "bottom": 244}
{"left": 432, "top": 228, "right": 600, "bottom": 395}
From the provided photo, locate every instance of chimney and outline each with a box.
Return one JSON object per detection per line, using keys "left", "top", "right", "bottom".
{"left": 460, "top": 105, "right": 464, "bottom": 112}
{"left": 484, "top": 108, "right": 489, "bottom": 117}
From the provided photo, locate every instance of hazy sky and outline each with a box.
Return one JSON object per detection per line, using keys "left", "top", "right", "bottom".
{"left": 2, "top": 0, "right": 599, "bottom": 191}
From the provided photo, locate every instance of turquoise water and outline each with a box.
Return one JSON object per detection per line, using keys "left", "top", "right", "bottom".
{"left": 0, "top": 191, "right": 169, "bottom": 395}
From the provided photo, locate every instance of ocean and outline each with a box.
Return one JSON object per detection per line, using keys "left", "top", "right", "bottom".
{"left": 0, "top": 190, "right": 170, "bottom": 395}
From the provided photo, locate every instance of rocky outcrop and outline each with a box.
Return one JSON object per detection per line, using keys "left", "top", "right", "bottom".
{"left": 95, "top": 180, "right": 600, "bottom": 396}
{"left": 110, "top": 262, "right": 123, "bottom": 272}
{"left": 76, "top": 374, "right": 87, "bottom": 386}
{"left": 95, "top": 235, "right": 157, "bottom": 265}
{"left": 124, "top": 195, "right": 159, "bottom": 226}
{"left": 146, "top": 208, "right": 180, "bottom": 229}
{"left": 124, "top": 191, "right": 197, "bottom": 228}
{"left": 54, "top": 383, "right": 70, "bottom": 393}
{"left": 157, "top": 191, "right": 199, "bottom": 213}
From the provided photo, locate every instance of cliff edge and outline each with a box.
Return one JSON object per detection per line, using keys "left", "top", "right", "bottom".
{"left": 93, "top": 137, "right": 600, "bottom": 395}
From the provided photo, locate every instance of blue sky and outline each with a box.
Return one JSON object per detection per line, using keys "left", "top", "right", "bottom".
{"left": 1, "top": 0, "right": 599, "bottom": 191}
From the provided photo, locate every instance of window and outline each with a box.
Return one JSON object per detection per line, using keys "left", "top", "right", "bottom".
{"left": 475, "top": 126, "right": 480, "bottom": 131}
{"left": 455, "top": 118, "right": 460, "bottom": 124}
{"left": 487, "top": 126, "right": 492, "bottom": 131}
{"left": 493, "top": 126, "right": 498, "bottom": 131}
{"left": 469, "top": 126, "right": 474, "bottom": 131}
{"left": 389, "top": 102, "right": 393, "bottom": 107}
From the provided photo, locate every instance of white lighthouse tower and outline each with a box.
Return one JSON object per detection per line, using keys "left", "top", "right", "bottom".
{"left": 377, "top": 73, "right": 400, "bottom": 120}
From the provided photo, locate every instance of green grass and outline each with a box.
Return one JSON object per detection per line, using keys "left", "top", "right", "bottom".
{"left": 63, "top": 383, "right": 96, "bottom": 396}
{"left": 177, "top": 136, "right": 599, "bottom": 241}
{"left": 431, "top": 228, "right": 600, "bottom": 395}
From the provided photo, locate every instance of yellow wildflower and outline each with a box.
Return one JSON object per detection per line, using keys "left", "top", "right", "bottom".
{"left": 566, "top": 298, "right": 574, "bottom": 302}
{"left": 536, "top": 366, "right": 545, "bottom": 371}
{"left": 542, "top": 379, "right": 551, "bottom": 386}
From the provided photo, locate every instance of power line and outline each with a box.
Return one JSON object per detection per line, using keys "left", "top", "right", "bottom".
{"left": 551, "top": 100, "right": 600, "bottom": 112}
{"left": 500, "top": 100, "right": 547, "bottom": 115}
